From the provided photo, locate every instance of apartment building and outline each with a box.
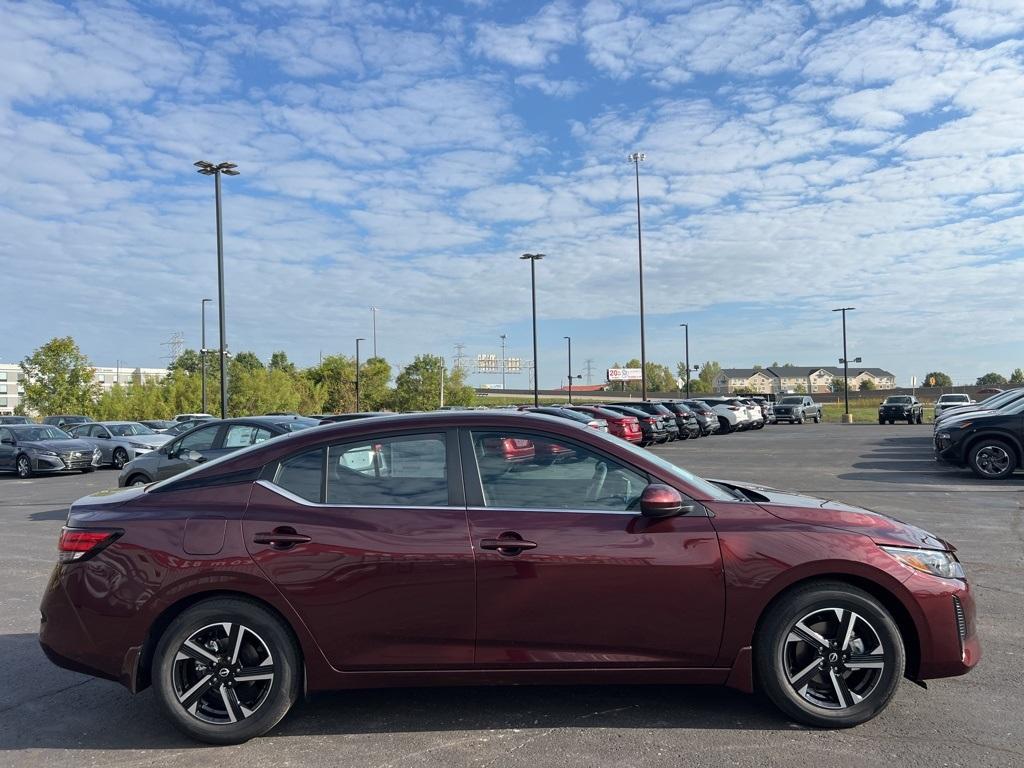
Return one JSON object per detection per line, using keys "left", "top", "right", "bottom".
{"left": 714, "top": 365, "right": 897, "bottom": 395}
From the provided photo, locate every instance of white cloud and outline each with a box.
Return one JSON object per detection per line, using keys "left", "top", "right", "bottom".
{"left": 472, "top": 1, "right": 578, "bottom": 68}
{"left": 941, "top": 0, "right": 1024, "bottom": 41}
{"left": 515, "top": 73, "right": 585, "bottom": 97}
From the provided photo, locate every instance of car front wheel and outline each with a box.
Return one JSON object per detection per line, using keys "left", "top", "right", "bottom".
{"left": 755, "top": 582, "right": 905, "bottom": 728}
{"left": 152, "top": 598, "right": 300, "bottom": 744}
{"left": 967, "top": 438, "right": 1017, "bottom": 480}
{"left": 16, "top": 455, "right": 32, "bottom": 478}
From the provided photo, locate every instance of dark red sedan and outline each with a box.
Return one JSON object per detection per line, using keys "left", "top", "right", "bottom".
{"left": 39, "top": 411, "right": 978, "bottom": 744}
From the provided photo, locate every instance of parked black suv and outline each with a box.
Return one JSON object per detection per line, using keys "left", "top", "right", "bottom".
{"left": 879, "top": 395, "right": 923, "bottom": 424}
{"left": 609, "top": 401, "right": 685, "bottom": 440}
{"left": 935, "top": 398, "right": 1024, "bottom": 479}
{"left": 598, "top": 404, "right": 669, "bottom": 446}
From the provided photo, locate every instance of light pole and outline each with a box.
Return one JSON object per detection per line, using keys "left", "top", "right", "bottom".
{"left": 563, "top": 336, "right": 582, "bottom": 404}
{"left": 679, "top": 323, "right": 692, "bottom": 398}
{"left": 194, "top": 160, "right": 239, "bottom": 418}
{"left": 200, "top": 298, "right": 212, "bottom": 413}
{"left": 521, "top": 253, "right": 544, "bottom": 407}
{"left": 500, "top": 334, "right": 508, "bottom": 390}
{"left": 832, "top": 307, "right": 856, "bottom": 421}
{"left": 355, "top": 338, "right": 365, "bottom": 412}
{"left": 370, "top": 306, "right": 379, "bottom": 358}
{"left": 629, "top": 151, "right": 648, "bottom": 400}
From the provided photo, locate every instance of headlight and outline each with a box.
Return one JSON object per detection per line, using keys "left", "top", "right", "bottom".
{"left": 30, "top": 448, "right": 57, "bottom": 456}
{"left": 937, "top": 432, "right": 950, "bottom": 440}
{"left": 880, "top": 546, "right": 965, "bottom": 579}
{"left": 128, "top": 442, "right": 150, "bottom": 450}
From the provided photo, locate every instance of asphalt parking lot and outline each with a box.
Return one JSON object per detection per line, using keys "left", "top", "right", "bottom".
{"left": 1, "top": 424, "right": 1021, "bottom": 768}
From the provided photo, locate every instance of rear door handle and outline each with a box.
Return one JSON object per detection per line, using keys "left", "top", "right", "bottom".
{"left": 253, "top": 528, "right": 311, "bottom": 549}
{"left": 480, "top": 537, "right": 538, "bottom": 554}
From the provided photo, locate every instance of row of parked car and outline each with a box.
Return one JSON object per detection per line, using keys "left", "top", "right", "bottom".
{"left": 1, "top": 395, "right": 800, "bottom": 483}
{"left": 932, "top": 387, "right": 1024, "bottom": 480}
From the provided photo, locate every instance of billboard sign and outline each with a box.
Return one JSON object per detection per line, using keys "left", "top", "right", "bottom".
{"left": 607, "top": 367, "right": 642, "bottom": 382}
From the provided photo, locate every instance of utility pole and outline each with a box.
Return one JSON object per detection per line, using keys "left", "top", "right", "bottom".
{"left": 584, "top": 358, "right": 595, "bottom": 385}
{"left": 440, "top": 356, "right": 445, "bottom": 409}
{"left": 201, "top": 298, "right": 212, "bottom": 414}
{"left": 355, "top": 338, "right": 365, "bottom": 412}
{"left": 680, "top": 323, "right": 691, "bottom": 398}
{"left": 520, "top": 253, "right": 544, "bottom": 407}
{"left": 453, "top": 343, "right": 469, "bottom": 373}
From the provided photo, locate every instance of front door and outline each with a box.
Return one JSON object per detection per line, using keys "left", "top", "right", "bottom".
{"left": 243, "top": 429, "right": 476, "bottom": 669}
{"left": 0, "top": 428, "right": 14, "bottom": 470}
{"left": 157, "top": 422, "right": 221, "bottom": 479}
{"left": 463, "top": 427, "right": 725, "bottom": 667}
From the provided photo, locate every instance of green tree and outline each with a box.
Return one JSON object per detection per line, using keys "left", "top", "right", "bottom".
{"left": 697, "top": 361, "right": 722, "bottom": 392}
{"left": 20, "top": 337, "right": 100, "bottom": 416}
{"left": 859, "top": 379, "right": 876, "bottom": 391}
{"left": 168, "top": 349, "right": 202, "bottom": 376}
{"left": 358, "top": 357, "right": 393, "bottom": 411}
{"left": 976, "top": 372, "right": 1008, "bottom": 386}
{"left": 793, "top": 382, "right": 808, "bottom": 394}
{"left": 230, "top": 367, "right": 304, "bottom": 416}
{"left": 268, "top": 351, "right": 296, "bottom": 374}
{"left": 443, "top": 363, "right": 476, "bottom": 407}
{"left": 231, "top": 351, "right": 265, "bottom": 375}
{"left": 1009, "top": 368, "right": 1024, "bottom": 385}
{"left": 392, "top": 354, "right": 448, "bottom": 411}
{"left": 305, "top": 355, "right": 356, "bottom": 413}
{"left": 923, "top": 371, "right": 952, "bottom": 387}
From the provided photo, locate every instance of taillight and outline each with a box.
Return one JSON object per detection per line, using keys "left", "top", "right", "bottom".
{"left": 644, "top": 417, "right": 658, "bottom": 424}
{"left": 58, "top": 527, "right": 121, "bottom": 563}
{"left": 727, "top": 405, "right": 740, "bottom": 410}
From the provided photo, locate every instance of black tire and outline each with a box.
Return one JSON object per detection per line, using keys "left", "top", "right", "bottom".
{"left": 152, "top": 598, "right": 300, "bottom": 744}
{"left": 916, "top": 413, "right": 924, "bottom": 425}
{"left": 718, "top": 416, "right": 733, "bottom": 434}
{"left": 813, "top": 414, "right": 821, "bottom": 423}
{"left": 16, "top": 454, "right": 32, "bottom": 478}
{"left": 967, "top": 438, "right": 1018, "bottom": 480}
{"left": 112, "top": 448, "right": 129, "bottom": 469}
{"left": 878, "top": 418, "right": 884, "bottom": 425}
{"left": 888, "top": 420, "right": 894, "bottom": 425}
{"left": 755, "top": 582, "right": 905, "bottom": 728}
{"left": 125, "top": 474, "right": 150, "bottom": 486}
{"left": 796, "top": 415, "right": 805, "bottom": 424}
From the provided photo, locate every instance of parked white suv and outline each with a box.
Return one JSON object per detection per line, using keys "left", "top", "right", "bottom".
{"left": 933, "top": 393, "right": 974, "bottom": 419}
{"left": 694, "top": 397, "right": 744, "bottom": 433}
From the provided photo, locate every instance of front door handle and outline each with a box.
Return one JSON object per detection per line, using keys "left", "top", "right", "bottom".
{"left": 480, "top": 535, "right": 537, "bottom": 555}
{"left": 253, "top": 528, "right": 311, "bottom": 549}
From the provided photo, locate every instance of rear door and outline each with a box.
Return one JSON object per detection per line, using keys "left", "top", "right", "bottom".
{"left": 244, "top": 429, "right": 476, "bottom": 669}
{"left": 463, "top": 426, "right": 724, "bottom": 667}
{"left": 0, "top": 428, "right": 13, "bottom": 470}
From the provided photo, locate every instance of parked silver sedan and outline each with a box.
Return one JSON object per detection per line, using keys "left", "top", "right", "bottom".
{"left": 66, "top": 421, "right": 172, "bottom": 469}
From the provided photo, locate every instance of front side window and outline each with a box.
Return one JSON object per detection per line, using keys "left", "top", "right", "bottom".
{"left": 326, "top": 433, "right": 448, "bottom": 506}
{"left": 470, "top": 430, "right": 648, "bottom": 512}
{"left": 178, "top": 425, "right": 219, "bottom": 452}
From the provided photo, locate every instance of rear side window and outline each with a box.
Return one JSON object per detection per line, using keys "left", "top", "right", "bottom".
{"left": 223, "top": 424, "right": 273, "bottom": 448}
{"left": 273, "top": 448, "right": 325, "bottom": 503}
{"left": 326, "top": 433, "right": 448, "bottom": 507}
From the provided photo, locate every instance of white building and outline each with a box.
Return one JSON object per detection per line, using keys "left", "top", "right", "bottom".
{"left": 0, "top": 362, "right": 169, "bottom": 415}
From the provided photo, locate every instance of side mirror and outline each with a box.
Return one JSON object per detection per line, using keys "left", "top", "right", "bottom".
{"left": 183, "top": 449, "right": 207, "bottom": 463}
{"left": 96, "top": 432, "right": 109, "bottom": 439}
{"left": 640, "top": 483, "right": 685, "bottom": 518}
{"left": 0, "top": 438, "right": 13, "bottom": 445}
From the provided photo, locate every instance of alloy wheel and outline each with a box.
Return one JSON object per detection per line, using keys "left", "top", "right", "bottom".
{"left": 172, "top": 622, "right": 275, "bottom": 725}
{"left": 113, "top": 449, "right": 128, "bottom": 469}
{"left": 975, "top": 445, "right": 1011, "bottom": 477}
{"left": 17, "top": 456, "right": 31, "bottom": 478}
{"left": 781, "top": 607, "right": 885, "bottom": 710}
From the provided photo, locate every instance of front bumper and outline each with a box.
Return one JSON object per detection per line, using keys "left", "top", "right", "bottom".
{"left": 30, "top": 451, "right": 100, "bottom": 472}
{"left": 933, "top": 433, "right": 967, "bottom": 467}
{"left": 906, "top": 571, "right": 980, "bottom": 680}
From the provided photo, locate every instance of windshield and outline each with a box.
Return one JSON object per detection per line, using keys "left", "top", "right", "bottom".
{"left": 14, "top": 426, "right": 71, "bottom": 441}
{"left": 885, "top": 396, "right": 912, "bottom": 404}
{"left": 618, "top": 438, "right": 736, "bottom": 501}
{"left": 780, "top": 397, "right": 803, "bottom": 404}
{"left": 938, "top": 395, "right": 969, "bottom": 403}
{"left": 108, "top": 423, "right": 156, "bottom": 436}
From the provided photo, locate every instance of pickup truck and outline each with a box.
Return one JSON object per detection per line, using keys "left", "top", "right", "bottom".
{"left": 878, "top": 395, "right": 923, "bottom": 424}
{"left": 773, "top": 395, "right": 822, "bottom": 424}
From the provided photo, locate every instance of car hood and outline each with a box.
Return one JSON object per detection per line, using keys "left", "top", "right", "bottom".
{"left": 935, "top": 409, "right": 996, "bottom": 428}
{"left": 880, "top": 402, "right": 912, "bottom": 408}
{"left": 121, "top": 434, "right": 171, "bottom": 447}
{"left": 713, "top": 478, "right": 949, "bottom": 550}
{"left": 19, "top": 439, "right": 97, "bottom": 453}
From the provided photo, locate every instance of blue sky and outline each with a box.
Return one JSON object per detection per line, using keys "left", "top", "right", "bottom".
{"left": 1, "top": 0, "right": 1023, "bottom": 388}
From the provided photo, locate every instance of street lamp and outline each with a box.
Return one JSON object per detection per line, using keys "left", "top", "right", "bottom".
{"left": 563, "top": 336, "right": 582, "bottom": 404}
{"left": 355, "top": 338, "right": 365, "bottom": 412}
{"left": 832, "top": 307, "right": 856, "bottom": 421}
{"left": 194, "top": 160, "right": 239, "bottom": 418}
{"left": 200, "top": 298, "right": 212, "bottom": 413}
{"left": 500, "top": 334, "right": 508, "bottom": 390}
{"left": 520, "top": 253, "right": 544, "bottom": 407}
{"left": 629, "top": 151, "right": 648, "bottom": 400}
{"left": 679, "top": 323, "right": 693, "bottom": 398}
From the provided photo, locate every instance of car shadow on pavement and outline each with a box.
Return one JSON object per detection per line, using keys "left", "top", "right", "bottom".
{"left": 0, "top": 633, "right": 793, "bottom": 752}
{"left": 28, "top": 508, "right": 70, "bottom": 521}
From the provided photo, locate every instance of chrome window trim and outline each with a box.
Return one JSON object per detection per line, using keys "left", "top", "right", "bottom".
{"left": 255, "top": 479, "right": 461, "bottom": 511}
{"left": 467, "top": 504, "right": 640, "bottom": 517}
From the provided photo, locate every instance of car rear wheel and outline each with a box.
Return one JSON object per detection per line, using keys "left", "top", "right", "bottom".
{"left": 755, "top": 582, "right": 904, "bottom": 728}
{"left": 718, "top": 416, "right": 733, "bottom": 434}
{"left": 813, "top": 414, "right": 821, "bottom": 423}
{"left": 16, "top": 455, "right": 32, "bottom": 478}
{"left": 967, "top": 438, "right": 1017, "bottom": 480}
{"left": 152, "top": 598, "right": 300, "bottom": 744}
